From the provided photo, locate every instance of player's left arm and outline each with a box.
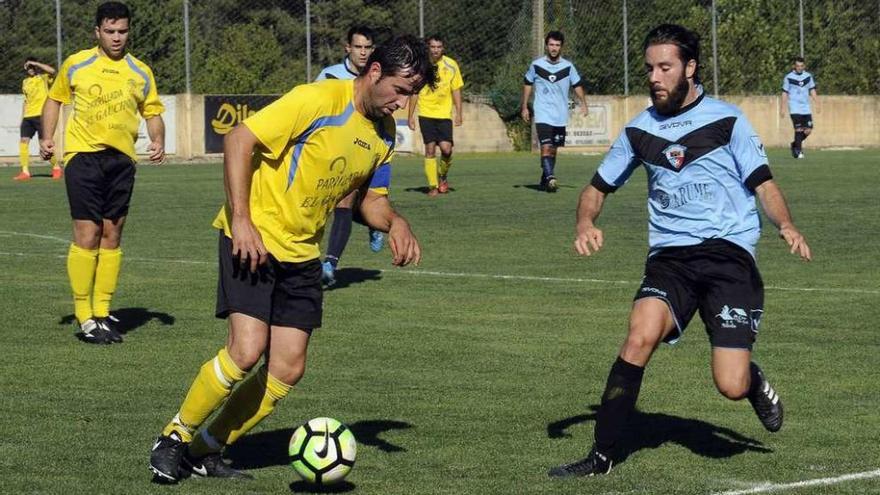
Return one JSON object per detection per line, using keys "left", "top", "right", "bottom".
{"left": 28, "top": 61, "right": 56, "bottom": 75}
{"left": 574, "top": 85, "right": 589, "bottom": 117}
{"left": 359, "top": 190, "right": 421, "bottom": 267}
{"left": 755, "top": 180, "right": 811, "bottom": 261}
{"left": 809, "top": 88, "right": 819, "bottom": 114}
{"left": 452, "top": 89, "right": 462, "bottom": 126}
{"left": 145, "top": 116, "right": 166, "bottom": 164}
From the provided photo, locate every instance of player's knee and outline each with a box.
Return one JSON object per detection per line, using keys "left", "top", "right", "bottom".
{"left": 715, "top": 377, "right": 749, "bottom": 400}
{"left": 268, "top": 357, "right": 307, "bottom": 386}
{"left": 803, "top": 128, "right": 812, "bottom": 136}
{"left": 226, "top": 342, "right": 264, "bottom": 372}
{"left": 622, "top": 329, "right": 660, "bottom": 355}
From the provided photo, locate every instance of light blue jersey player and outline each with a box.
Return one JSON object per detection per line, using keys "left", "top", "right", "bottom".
{"left": 781, "top": 57, "right": 818, "bottom": 158}
{"left": 314, "top": 26, "right": 385, "bottom": 286}
{"left": 520, "top": 31, "right": 588, "bottom": 192}
{"left": 551, "top": 24, "right": 812, "bottom": 479}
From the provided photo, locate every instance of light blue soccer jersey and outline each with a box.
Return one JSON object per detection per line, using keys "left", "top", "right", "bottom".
{"left": 782, "top": 70, "right": 816, "bottom": 115}
{"left": 316, "top": 58, "right": 359, "bottom": 81}
{"left": 593, "top": 89, "right": 772, "bottom": 258}
{"left": 523, "top": 57, "right": 583, "bottom": 127}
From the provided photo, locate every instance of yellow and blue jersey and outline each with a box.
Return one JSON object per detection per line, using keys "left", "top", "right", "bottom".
{"left": 416, "top": 55, "right": 463, "bottom": 119}
{"left": 48, "top": 47, "right": 164, "bottom": 163}
{"left": 213, "top": 79, "right": 395, "bottom": 263}
{"left": 22, "top": 74, "right": 52, "bottom": 118}
{"left": 593, "top": 88, "right": 771, "bottom": 258}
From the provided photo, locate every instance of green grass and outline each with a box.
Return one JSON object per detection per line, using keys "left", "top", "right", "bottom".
{"left": 1, "top": 149, "right": 879, "bottom": 494}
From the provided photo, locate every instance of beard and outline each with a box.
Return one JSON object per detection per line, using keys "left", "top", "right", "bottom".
{"left": 650, "top": 74, "right": 690, "bottom": 115}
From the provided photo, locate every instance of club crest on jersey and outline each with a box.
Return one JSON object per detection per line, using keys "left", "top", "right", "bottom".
{"left": 662, "top": 144, "right": 687, "bottom": 169}
{"left": 548, "top": 74, "right": 557, "bottom": 82}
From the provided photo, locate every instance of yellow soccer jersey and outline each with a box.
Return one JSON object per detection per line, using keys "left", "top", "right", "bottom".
{"left": 22, "top": 74, "right": 52, "bottom": 118}
{"left": 48, "top": 48, "right": 164, "bottom": 162}
{"left": 213, "top": 79, "right": 395, "bottom": 263}
{"left": 416, "top": 55, "right": 464, "bottom": 119}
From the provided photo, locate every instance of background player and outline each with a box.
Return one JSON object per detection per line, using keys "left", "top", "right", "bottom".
{"left": 15, "top": 57, "right": 60, "bottom": 181}
{"left": 781, "top": 56, "right": 819, "bottom": 159}
{"left": 550, "top": 24, "right": 811, "bottom": 478}
{"left": 148, "top": 35, "right": 436, "bottom": 484}
{"left": 521, "top": 31, "right": 587, "bottom": 192}
{"left": 316, "top": 26, "right": 385, "bottom": 286}
{"left": 41, "top": 1, "right": 166, "bottom": 344}
{"left": 407, "top": 34, "right": 464, "bottom": 196}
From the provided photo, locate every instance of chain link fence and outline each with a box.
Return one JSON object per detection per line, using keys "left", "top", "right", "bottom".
{"left": 1, "top": 0, "right": 877, "bottom": 106}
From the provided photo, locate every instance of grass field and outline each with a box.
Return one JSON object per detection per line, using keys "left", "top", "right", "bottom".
{"left": 1, "top": 149, "right": 879, "bottom": 494}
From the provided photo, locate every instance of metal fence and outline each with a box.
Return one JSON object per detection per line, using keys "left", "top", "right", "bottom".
{"left": 2, "top": 0, "right": 878, "bottom": 110}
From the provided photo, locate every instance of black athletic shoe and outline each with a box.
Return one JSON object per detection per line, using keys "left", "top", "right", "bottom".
{"left": 748, "top": 365, "right": 784, "bottom": 432}
{"left": 548, "top": 447, "right": 613, "bottom": 478}
{"left": 790, "top": 142, "right": 798, "bottom": 158}
{"left": 96, "top": 316, "right": 123, "bottom": 343}
{"left": 149, "top": 432, "right": 187, "bottom": 483}
{"left": 77, "top": 318, "right": 113, "bottom": 345}
{"left": 182, "top": 450, "right": 253, "bottom": 479}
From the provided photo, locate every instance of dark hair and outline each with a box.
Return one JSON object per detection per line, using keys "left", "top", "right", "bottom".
{"left": 347, "top": 25, "right": 375, "bottom": 44}
{"left": 363, "top": 34, "right": 438, "bottom": 91}
{"left": 793, "top": 56, "right": 805, "bottom": 64}
{"left": 643, "top": 24, "right": 700, "bottom": 82}
{"left": 426, "top": 34, "right": 444, "bottom": 44}
{"left": 96, "top": 1, "right": 130, "bottom": 27}
{"left": 545, "top": 31, "right": 564, "bottom": 45}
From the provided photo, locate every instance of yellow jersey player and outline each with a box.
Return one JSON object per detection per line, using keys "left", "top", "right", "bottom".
{"left": 407, "top": 35, "right": 464, "bottom": 196}
{"left": 15, "top": 57, "right": 60, "bottom": 181}
{"left": 149, "top": 35, "right": 437, "bottom": 484}
{"left": 41, "top": 1, "right": 166, "bottom": 345}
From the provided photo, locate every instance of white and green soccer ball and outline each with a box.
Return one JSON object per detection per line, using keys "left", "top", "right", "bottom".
{"left": 289, "top": 417, "right": 357, "bottom": 485}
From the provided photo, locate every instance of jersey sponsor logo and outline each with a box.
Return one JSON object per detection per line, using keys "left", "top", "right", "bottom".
{"left": 353, "top": 137, "right": 371, "bottom": 150}
{"left": 659, "top": 120, "right": 692, "bottom": 130}
{"left": 102, "top": 68, "right": 119, "bottom": 74}
{"left": 653, "top": 182, "right": 714, "bottom": 210}
{"left": 716, "top": 304, "right": 749, "bottom": 329}
{"left": 626, "top": 116, "right": 736, "bottom": 172}
{"left": 662, "top": 143, "right": 687, "bottom": 168}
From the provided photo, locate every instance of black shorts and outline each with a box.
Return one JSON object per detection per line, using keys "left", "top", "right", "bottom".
{"left": 215, "top": 234, "right": 323, "bottom": 330}
{"left": 20, "top": 117, "right": 42, "bottom": 139}
{"left": 64, "top": 148, "right": 136, "bottom": 223}
{"left": 633, "top": 239, "right": 764, "bottom": 350}
{"left": 536, "top": 124, "right": 566, "bottom": 147}
{"left": 418, "top": 116, "right": 453, "bottom": 144}
{"left": 790, "top": 114, "right": 813, "bottom": 129}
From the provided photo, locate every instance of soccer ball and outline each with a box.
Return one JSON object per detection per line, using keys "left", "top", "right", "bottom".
{"left": 289, "top": 417, "right": 357, "bottom": 485}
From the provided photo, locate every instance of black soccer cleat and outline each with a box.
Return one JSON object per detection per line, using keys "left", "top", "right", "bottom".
{"left": 77, "top": 318, "right": 113, "bottom": 345}
{"left": 748, "top": 364, "right": 784, "bottom": 432}
{"left": 149, "top": 432, "right": 187, "bottom": 483}
{"left": 548, "top": 447, "right": 613, "bottom": 478}
{"left": 182, "top": 450, "right": 253, "bottom": 480}
{"left": 790, "top": 142, "right": 799, "bottom": 159}
{"left": 96, "top": 316, "right": 123, "bottom": 343}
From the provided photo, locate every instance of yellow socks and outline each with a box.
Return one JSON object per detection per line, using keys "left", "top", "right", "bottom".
{"left": 189, "top": 366, "right": 291, "bottom": 456}
{"left": 439, "top": 155, "right": 452, "bottom": 178}
{"left": 19, "top": 142, "right": 30, "bottom": 175}
{"left": 162, "top": 348, "right": 245, "bottom": 443}
{"left": 424, "top": 157, "right": 439, "bottom": 189}
{"left": 67, "top": 244, "right": 98, "bottom": 323}
{"left": 93, "top": 247, "right": 122, "bottom": 318}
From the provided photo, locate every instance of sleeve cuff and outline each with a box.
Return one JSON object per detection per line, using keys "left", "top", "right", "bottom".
{"left": 523, "top": 78, "right": 533, "bottom": 86}
{"left": 744, "top": 164, "right": 773, "bottom": 192}
{"left": 591, "top": 172, "right": 617, "bottom": 194}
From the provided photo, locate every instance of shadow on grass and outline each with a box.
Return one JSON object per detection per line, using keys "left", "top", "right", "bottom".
{"left": 289, "top": 480, "right": 356, "bottom": 493}
{"left": 402, "top": 186, "right": 457, "bottom": 194}
{"left": 325, "top": 268, "right": 382, "bottom": 290}
{"left": 513, "top": 184, "right": 576, "bottom": 192}
{"left": 60, "top": 307, "right": 175, "bottom": 334}
{"left": 227, "top": 419, "right": 412, "bottom": 470}
{"left": 548, "top": 405, "right": 771, "bottom": 464}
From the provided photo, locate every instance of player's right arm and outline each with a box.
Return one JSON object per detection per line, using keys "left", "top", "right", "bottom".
{"left": 407, "top": 94, "right": 419, "bottom": 130}
{"left": 574, "top": 184, "right": 606, "bottom": 256}
{"left": 780, "top": 76, "right": 790, "bottom": 117}
{"left": 521, "top": 62, "right": 536, "bottom": 122}
{"left": 223, "top": 124, "right": 268, "bottom": 273}
{"left": 39, "top": 98, "right": 61, "bottom": 160}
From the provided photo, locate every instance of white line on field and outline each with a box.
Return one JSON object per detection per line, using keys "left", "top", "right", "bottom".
{"left": 713, "top": 468, "right": 880, "bottom": 494}
{"left": 0, "top": 230, "right": 878, "bottom": 295}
